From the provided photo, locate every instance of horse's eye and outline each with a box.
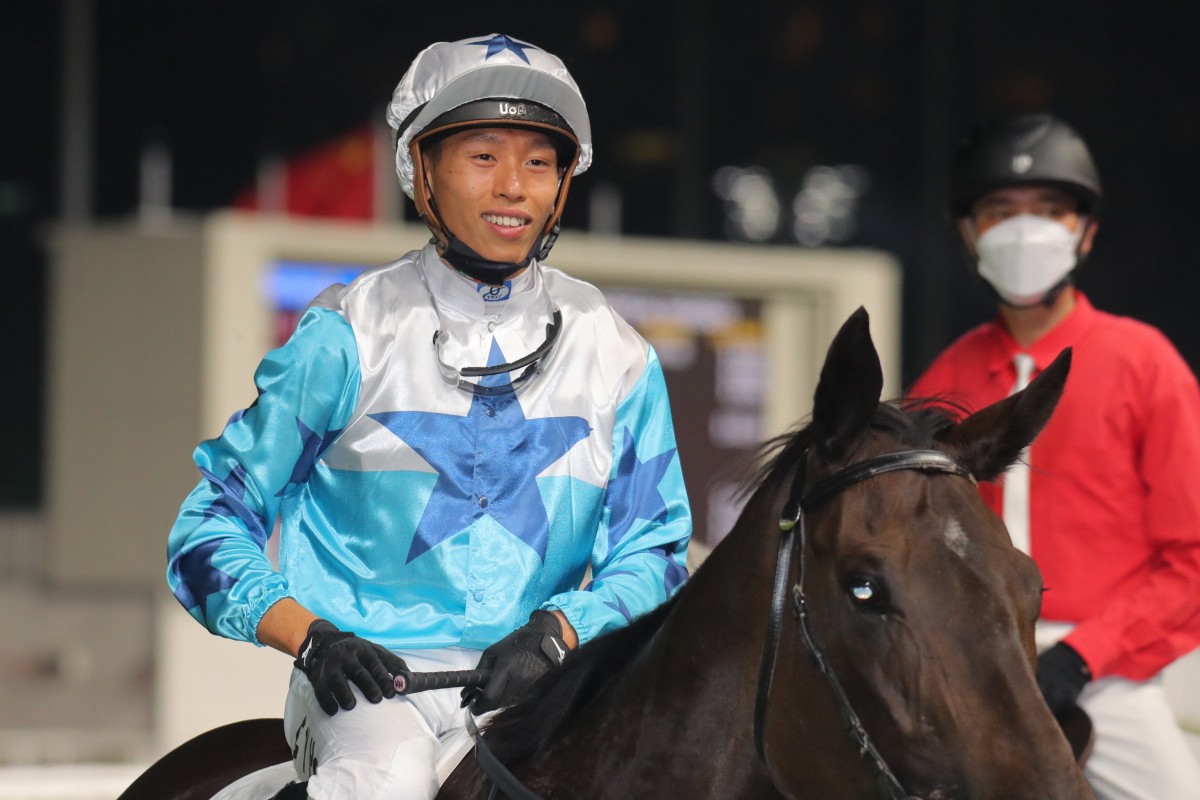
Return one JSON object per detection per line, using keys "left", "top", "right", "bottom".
{"left": 845, "top": 575, "right": 888, "bottom": 609}
{"left": 851, "top": 581, "right": 876, "bottom": 601}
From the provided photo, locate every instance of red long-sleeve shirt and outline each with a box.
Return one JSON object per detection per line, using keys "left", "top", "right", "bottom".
{"left": 910, "top": 293, "right": 1200, "bottom": 680}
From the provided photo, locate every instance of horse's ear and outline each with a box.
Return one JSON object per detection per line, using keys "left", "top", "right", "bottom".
{"left": 943, "top": 348, "right": 1072, "bottom": 482}
{"left": 811, "top": 307, "right": 884, "bottom": 462}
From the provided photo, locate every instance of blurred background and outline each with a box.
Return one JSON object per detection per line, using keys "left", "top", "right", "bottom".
{"left": 2, "top": 1, "right": 1199, "bottom": 796}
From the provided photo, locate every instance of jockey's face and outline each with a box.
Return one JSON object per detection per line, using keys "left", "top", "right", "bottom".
{"left": 423, "top": 127, "right": 564, "bottom": 266}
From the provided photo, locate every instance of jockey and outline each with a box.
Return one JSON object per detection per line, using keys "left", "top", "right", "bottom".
{"left": 911, "top": 112, "right": 1200, "bottom": 800}
{"left": 166, "top": 33, "right": 691, "bottom": 800}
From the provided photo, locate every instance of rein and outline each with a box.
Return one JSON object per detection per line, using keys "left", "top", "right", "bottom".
{"left": 752, "top": 449, "right": 975, "bottom": 800}
{"left": 468, "top": 714, "right": 546, "bottom": 800}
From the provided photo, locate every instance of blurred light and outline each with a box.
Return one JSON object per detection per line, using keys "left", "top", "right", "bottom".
{"left": 617, "top": 130, "right": 678, "bottom": 166}
{"left": 791, "top": 164, "right": 869, "bottom": 246}
{"left": 256, "top": 152, "right": 288, "bottom": 215}
{"left": 606, "top": 290, "right": 744, "bottom": 335}
{"left": 138, "top": 141, "right": 173, "bottom": 229}
{"left": 708, "top": 408, "right": 762, "bottom": 448}
{"left": 712, "top": 166, "right": 780, "bottom": 242}
{"left": 266, "top": 261, "right": 368, "bottom": 311}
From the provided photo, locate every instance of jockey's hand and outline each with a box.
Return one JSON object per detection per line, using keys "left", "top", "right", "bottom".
{"left": 294, "top": 619, "right": 409, "bottom": 716}
{"left": 464, "top": 610, "right": 569, "bottom": 714}
{"left": 1036, "top": 642, "right": 1092, "bottom": 713}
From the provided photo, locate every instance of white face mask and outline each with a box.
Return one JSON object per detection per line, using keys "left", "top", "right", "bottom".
{"left": 973, "top": 214, "right": 1084, "bottom": 307}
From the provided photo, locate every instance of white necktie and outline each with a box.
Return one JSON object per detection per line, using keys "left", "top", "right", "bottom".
{"left": 1003, "top": 353, "right": 1036, "bottom": 554}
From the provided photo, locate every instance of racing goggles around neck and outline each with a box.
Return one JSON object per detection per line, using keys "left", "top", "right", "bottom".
{"left": 432, "top": 307, "right": 563, "bottom": 396}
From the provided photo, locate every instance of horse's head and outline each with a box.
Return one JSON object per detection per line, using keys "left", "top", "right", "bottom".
{"left": 759, "top": 308, "right": 1093, "bottom": 800}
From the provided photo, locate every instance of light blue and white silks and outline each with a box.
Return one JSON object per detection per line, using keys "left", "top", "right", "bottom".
{"left": 167, "top": 244, "right": 691, "bottom": 651}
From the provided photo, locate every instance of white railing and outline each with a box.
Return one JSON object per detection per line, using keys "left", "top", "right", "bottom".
{"left": 0, "top": 764, "right": 143, "bottom": 800}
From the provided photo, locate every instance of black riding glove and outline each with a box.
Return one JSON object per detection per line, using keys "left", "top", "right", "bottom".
{"left": 1036, "top": 642, "right": 1091, "bottom": 714}
{"left": 464, "top": 610, "right": 569, "bottom": 714}
{"left": 294, "top": 619, "right": 409, "bottom": 716}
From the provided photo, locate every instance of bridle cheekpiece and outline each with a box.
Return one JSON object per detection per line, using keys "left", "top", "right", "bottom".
{"left": 754, "top": 448, "right": 975, "bottom": 800}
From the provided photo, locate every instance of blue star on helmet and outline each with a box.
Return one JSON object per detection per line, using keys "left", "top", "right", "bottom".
{"left": 369, "top": 340, "right": 591, "bottom": 563}
{"left": 605, "top": 428, "right": 676, "bottom": 552}
{"left": 469, "top": 34, "right": 537, "bottom": 64}
{"left": 199, "top": 464, "right": 269, "bottom": 550}
{"left": 276, "top": 417, "right": 342, "bottom": 496}
{"left": 170, "top": 539, "right": 237, "bottom": 621}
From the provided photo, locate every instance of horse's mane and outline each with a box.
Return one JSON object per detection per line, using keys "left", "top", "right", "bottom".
{"left": 482, "top": 594, "right": 678, "bottom": 763}
{"left": 481, "top": 398, "right": 959, "bottom": 766}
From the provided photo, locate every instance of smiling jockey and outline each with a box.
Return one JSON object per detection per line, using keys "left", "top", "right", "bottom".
{"left": 166, "top": 33, "right": 691, "bottom": 800}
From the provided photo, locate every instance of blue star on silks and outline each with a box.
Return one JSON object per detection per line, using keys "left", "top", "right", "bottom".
{"left": 369, "top": 340, "right": 591, "bottom": 564}
{"left": 469, "top": 34, "right": 536, "bottom": 63}
{"left": 585, "top": 572, "right": 636, "bottom": 621}
{"left": 199, "top": 464, "right": 269, "bottom": 550}
{"left": 584, "top": 543, "right": 687, "bottom": 622}
{"left": 606, "top": 428, "right": 676, "bottom": 551}
{"left": 648, "top": 541, "right": 689, "bottom": 596}
{"left": 170, "top": 539, "right": 237, "bottom": 620}
{"left": 276, "top": 417, "right": 342, "bottom": 496}
{"left": 604, "top": 594, "right": 633, "bottom": 622}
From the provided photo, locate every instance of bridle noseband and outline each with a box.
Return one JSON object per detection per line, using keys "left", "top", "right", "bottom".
{"left": 753, "top": 449, "right": 975, "bottom": 800}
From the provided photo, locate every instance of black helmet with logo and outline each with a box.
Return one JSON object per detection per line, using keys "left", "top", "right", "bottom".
{"left": 949, "top": 113, "right": 1102, "bottom": 218}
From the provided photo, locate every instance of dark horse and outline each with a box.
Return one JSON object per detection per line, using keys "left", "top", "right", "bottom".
{"left": 120, "top": 309, "right": 1093, "bottom": 799}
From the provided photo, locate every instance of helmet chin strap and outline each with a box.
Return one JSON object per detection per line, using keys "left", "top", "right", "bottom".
{"left": 438, "top": 231, "right": 561, "bottom": 285}
{"left": 441, "top": 238, "right": 530, "bottom": 284}
{"left": 428, "top": 201, "right": 567, "bottom": 286}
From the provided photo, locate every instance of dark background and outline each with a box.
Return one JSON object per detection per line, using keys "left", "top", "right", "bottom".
{"left": 5, "top": 1, "right": 1200, "bottom": 507}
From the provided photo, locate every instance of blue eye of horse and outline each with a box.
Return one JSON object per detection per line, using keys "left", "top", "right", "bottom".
{"left": 852, "top": 583, "right": 875, "bottom": 602}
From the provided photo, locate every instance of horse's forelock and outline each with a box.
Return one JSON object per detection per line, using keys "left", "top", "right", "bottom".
{"left": 747, "top": 401, "right": 959, "bottom": 497}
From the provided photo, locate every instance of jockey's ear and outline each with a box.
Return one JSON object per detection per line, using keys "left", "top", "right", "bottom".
{"left": 943, "top": 348, "right": 1071, "bottom": 483}
{"left": 810, "top": 307, "right": 883, "bottom": 464}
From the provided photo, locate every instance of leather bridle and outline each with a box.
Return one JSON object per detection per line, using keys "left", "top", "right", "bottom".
{"left": 470, "top": 447, "right": 974, "bottom": 800}
{"left": 752, "top": 449, "right": 975, "bottom": 800}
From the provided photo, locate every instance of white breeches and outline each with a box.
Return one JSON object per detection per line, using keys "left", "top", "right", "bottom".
{"left": 1038, "top": 622, "right": 1200, "bottom": 800}
{"left": 284, "top": 647, "right": 483, "bottom": 800}
{"left": 1077, "top": 676, "right": 1200, "bottom": 800}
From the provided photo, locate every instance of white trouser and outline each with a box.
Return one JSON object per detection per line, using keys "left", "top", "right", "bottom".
{"left": 284, "top": 647, "right": 483, "bottom": 800}
{"left": 1038, "top": 622, "right": 1200, "bottom": 800}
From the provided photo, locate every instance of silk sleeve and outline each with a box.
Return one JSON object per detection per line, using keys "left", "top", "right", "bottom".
{"left": 1065, "top": 341, "right": 1200, "bottom": 679}
{"left": 165, "top": 307, "right": 360, "bottom": 644}
{"left": 544, "top": 349, "right": 692, "bottom": 645}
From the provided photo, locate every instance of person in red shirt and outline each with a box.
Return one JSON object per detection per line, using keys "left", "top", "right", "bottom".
{"left": 910, "top": 113, "right": 1200, "bottom": 799}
